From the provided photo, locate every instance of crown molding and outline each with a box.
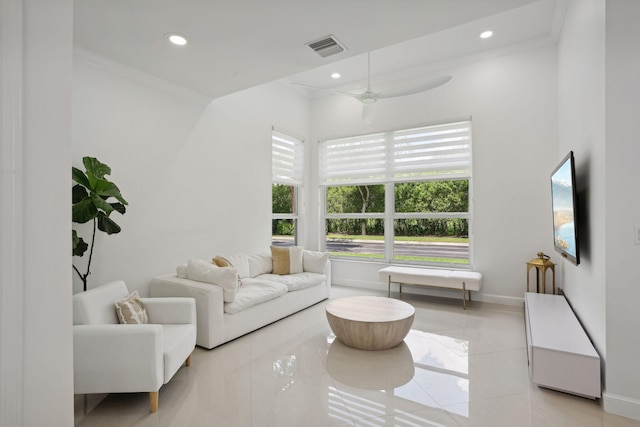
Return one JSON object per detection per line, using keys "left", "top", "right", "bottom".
{"left": 73, "top": 47, "right": 212, "bottom": 107}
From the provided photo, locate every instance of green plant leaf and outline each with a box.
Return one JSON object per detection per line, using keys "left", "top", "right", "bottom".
{"left": 72, "top": 184, "right": 88, "bottom": 204}
{"left": 98, "top": 182, "right": 127, "bottom": 205}
{"left": 83, "top": 157, "right": 111, "bottom": 179}
{"left": 72, "top": 198, "right": 98, "bottom": 223}
{"left": 72, "top": 167, "right": 91, "bottom": 188}
{"left": 72, "top": 229, "right": 79, "bottom": 248}
{"left": 86, "top": 170, "right": 99, "bottom": 191}
{"left": 90, "top": 192, "right": 114, "bottom": 215}
{"left": 110, "top": 202, "right": 126, "bottom": 215}
{"left": 97, "top": 212, "right": 121, "bottom": 235}
{"left": 72, "top": 230, "right": 88, "bottom": 257}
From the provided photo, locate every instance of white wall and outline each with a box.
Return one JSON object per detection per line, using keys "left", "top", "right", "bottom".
{"left": 72, "top": 60, "right": 310, "bottom": 295}
{"left": 603, "top": 0, "right": 640, "bottom": 419}
{"left": 559, "top": 0, "right": 640, "bottom": 419}
{"left": 557, "top": 0, "right": 607, "bottom": 360}
{"left": 307, "top": 45, "right": 559, "bottom": 305}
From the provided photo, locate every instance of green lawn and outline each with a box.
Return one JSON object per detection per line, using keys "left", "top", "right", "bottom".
{"left": 327, "top": 234, "right": 468, "bottom": 244}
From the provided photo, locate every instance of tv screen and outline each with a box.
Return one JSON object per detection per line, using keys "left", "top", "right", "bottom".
{"left": 551, "top": 151, "right": 580, "bottom": 265}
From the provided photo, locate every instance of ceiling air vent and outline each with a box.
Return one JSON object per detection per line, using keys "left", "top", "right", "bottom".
{"left": 306, "top": 35, "right": 346, "bottom": 58}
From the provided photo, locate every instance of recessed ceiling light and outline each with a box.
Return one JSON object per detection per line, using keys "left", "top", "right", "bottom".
{"left": 480, "top": 30, "right": 493, "bottom": 39}
{"left": 331, "top": 73, "right": 341, "bottom": 79}
{"left": 167, "top": 33, "right": 188, "bottom": 46}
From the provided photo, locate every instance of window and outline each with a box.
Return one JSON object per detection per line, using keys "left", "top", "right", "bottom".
{"left": 320, "top": 120, "right": 471, "bottom": 266}
{"left": 272, "top": 129, "right": 303, "bottom": 247}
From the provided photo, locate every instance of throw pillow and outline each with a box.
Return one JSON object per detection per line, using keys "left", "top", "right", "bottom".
{"left": 271, "top": 246, "right": 304, "bottom": 275}
{"left": 223, "top": 254, "right": 251, "bottom": 279}
{"left": 212, "top": 256, "right": 230, "bottom": 267}
{"left": 303, "top": 250, "right": 330, "bottom": 274}
{"left": 176, "top": 264, "right": 188, "bottom": 278}
{"left": 187, "top": 259, "right": 239, "bottom": 302}
{"left": 115, "top": 291, "right": 149, "bottom": 324}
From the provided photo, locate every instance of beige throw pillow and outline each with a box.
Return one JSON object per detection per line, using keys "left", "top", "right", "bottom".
{"left": 115, "top": 291, "right": 149, "bottom": 324}
{"left": 212, "top": 256, "right": 230, "bottom": 267}
{"left": 271, "top": 246, "right": 304, "bottom": 275}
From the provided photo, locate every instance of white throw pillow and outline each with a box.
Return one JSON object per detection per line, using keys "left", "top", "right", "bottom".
{"left": 222, "top": 254, "right": 251, "bottom": 279}
{"left": 303, "top": 250, "right": 329, "bottom": 274}
{"left": 176, "top": 264, "right": 188, "bottom": 278}
{"left": 247, "top": 252, "right": 273, "bottom": 277}
{"left": 187, "top": 259, "right": 239, "bottom": 303}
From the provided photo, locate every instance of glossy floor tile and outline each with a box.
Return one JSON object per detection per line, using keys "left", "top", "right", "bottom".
{"left": 74, "top": 286, "right": 640, "bottom": 427}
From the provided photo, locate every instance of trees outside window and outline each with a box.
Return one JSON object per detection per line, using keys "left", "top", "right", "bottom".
{"left": 321, "top": 120, "right": 472, "bottom": 266}
{"left": 272, "top": 183, "right": 297, "bottom": 247}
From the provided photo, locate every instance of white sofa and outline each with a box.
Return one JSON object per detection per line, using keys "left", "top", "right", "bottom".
{"left": 149, "top": 250, "right": 331, "bottom": 349}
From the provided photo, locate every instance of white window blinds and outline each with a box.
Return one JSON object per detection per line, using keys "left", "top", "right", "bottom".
{"left": 319, "top": 120, "right": 471, "bottom": 185}
{"left": 272, "top": 129, "right": 304, "bottom": 186}
{"left": 319, "top": 132, "right": 387, "bottom": 185}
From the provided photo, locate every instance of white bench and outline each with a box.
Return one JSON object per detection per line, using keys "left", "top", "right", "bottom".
{"left": 378, "top": 266, "right": 482, "bottom": 309}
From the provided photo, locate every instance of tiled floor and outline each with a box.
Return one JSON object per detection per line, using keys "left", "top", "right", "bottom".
{"left": 74, "top": 286, "right": 640, "bottom": 426}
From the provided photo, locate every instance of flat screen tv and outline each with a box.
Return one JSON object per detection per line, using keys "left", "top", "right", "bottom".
{"left": 551, "top": 151, "right": 580, "bottom": 265}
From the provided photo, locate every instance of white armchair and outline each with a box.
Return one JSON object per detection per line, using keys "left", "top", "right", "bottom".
{"left": 73, "top": 280, "right": 196, "bottom": 412}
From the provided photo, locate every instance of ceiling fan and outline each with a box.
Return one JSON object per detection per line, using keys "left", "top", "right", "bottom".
{"left": 295, "top": 52, "right": 452, "bottom": 124}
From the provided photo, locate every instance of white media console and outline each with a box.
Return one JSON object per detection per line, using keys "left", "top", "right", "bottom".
{"left": 524, "top": 292, "right": 601, "bottom": 399}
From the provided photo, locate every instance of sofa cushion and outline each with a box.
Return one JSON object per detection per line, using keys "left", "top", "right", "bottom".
{"left": 256, "top": 272, "right": 326, "bottom": 292}
{"left": 223, "top": 254, "right": 252, "bottom": 279}
{"left": 224, "top": 279, "right": 288, "bottom": 314}
{"left": 247, "top": 253, "right": 273, "bottom": 277}
{"left": 271, "top": 246, "right": 303, "bottom": 275}
{"left": 176, "top": 264, "right": 188, "bottom": 278}
{"left": 115, "top": 291, "right": 149, "bottom": 324}
{"left": 303, "top": 250, "right": 329, "bottom": 274}
{"left": 187, "top": 259, "right": 239, "bottom": 303}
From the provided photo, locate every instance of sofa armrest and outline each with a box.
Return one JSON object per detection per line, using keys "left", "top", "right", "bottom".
{"left": 73, "top": 324, "right": 163, "bottom": 394}
{"left": 149, "top": 274, "right": 225, "bottom": 349}
{"left": 141, "top": 297, "right": 196, "bottom": 325}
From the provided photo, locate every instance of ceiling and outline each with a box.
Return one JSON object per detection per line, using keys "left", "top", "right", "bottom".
{"left": 73, "top": 0, "right": 563, "bottom": 100}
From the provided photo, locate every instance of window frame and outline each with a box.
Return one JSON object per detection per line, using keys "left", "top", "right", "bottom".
{"left": 272, "top": 128, "right": 304, "bottom": 247}
{"left": 319, "top": 120, "right": 473, "bottom": 268}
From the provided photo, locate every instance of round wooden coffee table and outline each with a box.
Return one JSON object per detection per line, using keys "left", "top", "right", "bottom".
{"left": 325, "top": 296, "right": 415, "bottom": 350}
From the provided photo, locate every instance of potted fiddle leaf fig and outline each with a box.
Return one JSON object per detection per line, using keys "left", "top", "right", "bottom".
{"left": 72, "top": 157, "right": 128, "bottom": 291}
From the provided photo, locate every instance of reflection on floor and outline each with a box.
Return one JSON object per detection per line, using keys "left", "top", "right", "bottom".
{"left": 74, "top": 286, "right": 640, "bottom": 427}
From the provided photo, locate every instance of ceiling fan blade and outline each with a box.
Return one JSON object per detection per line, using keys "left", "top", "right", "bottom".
{"left": 377, "top": 76, "right": 452, "bottom": 99}
{"left": 362, "top": 103, "right": 374, "bottom": 124}
{"left": 291, "top": 82, "right": 362, "bottom": 99}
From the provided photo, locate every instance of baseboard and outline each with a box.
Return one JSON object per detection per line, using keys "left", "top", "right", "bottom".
{"left": 332, "top": 279, "right": 524, "bottom": 307}
{"left": 603, "top": 392, "right": 640, "bottom": 421}
{"left": 334, "top": 278, "right": 387, "bottom": 292}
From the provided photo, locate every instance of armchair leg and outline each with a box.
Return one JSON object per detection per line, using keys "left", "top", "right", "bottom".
{"left": 186, "top": 354, "right": 192, "bottom": 367}
{"left": 150, "top": 391, "right": 158, "bottom": 413}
